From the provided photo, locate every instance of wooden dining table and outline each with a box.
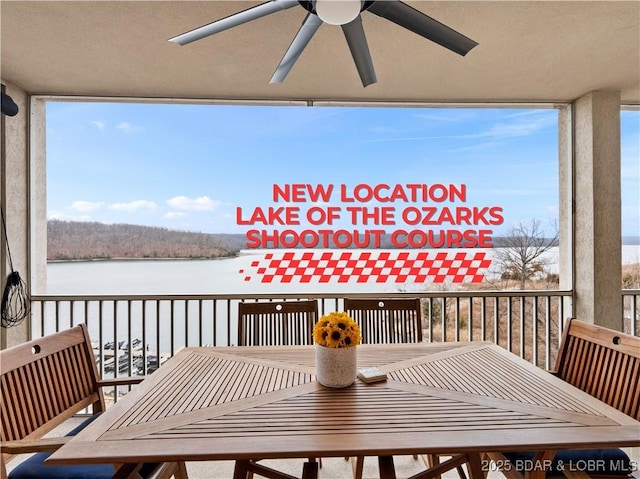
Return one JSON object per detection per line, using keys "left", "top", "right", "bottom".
{"left": 47, "top": 342, "right": 640, "bottom": 479}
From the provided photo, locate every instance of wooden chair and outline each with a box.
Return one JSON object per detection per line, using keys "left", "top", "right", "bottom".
{"left": 235, "top": 300, "right": 320, "bottom": 479}
{"left": 238, "top": 299, "right": 318, "bottom": 346}
{"left": 344, "top": 297, "right": 423, "bottom": 344}
{"left": 486, "top": 318, "right": 639, "bottom": 478}
{"left": 0, "top": 324, "right": 188, "bottom": 479}
{"left": 344, "top": 298, "right": 446, "bottom": 479}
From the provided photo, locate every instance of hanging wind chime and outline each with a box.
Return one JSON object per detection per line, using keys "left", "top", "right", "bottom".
{"left": 1, "top": 204, "right": 30, "bottom": 328}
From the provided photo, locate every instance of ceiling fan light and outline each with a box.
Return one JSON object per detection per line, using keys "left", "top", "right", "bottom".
{"left": 315, "top": 0, "right": 362, "bottom": 25}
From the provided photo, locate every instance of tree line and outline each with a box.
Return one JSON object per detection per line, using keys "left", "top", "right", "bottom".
{"left": 47, "top": 220, "right": 242, "bottom": 260}
{"left": 47, "top": 219, "right": 563, "bottom": 267}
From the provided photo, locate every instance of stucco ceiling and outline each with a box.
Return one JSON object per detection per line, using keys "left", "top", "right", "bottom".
{"left": 1, "top": 1, "right": 639, "bottom": 104}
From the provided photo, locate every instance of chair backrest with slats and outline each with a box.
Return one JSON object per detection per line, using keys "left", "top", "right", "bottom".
{"left": 237, "top": 300, "right": 319, "bottom": 346}
{"left": 0, "top": 324, "right": 104, "bottom": 448}
{"left": 553, "top": 318, "right": 640, "bottom": 421}
{"left": 344, "top": 298, "right": 423, "bottom": 344}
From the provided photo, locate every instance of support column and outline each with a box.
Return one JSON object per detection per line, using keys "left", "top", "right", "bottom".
{"left": 0, "top": 82, "right": 30, "bottom": 348}
{"left": 572, "top": 91, "right": 622, "bottom": 330}
{"left": 557, "top": 104, "right": 573, "bottom": 316}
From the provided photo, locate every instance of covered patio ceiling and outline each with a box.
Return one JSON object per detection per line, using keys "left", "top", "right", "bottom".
{"left": 1, "top": 1, "right": 639, "bottom": 104}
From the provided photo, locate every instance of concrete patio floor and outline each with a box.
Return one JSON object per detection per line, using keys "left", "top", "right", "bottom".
{"left": 183, "top": 450, "right": 640, "bottom": 479}
{"left": 186, "top": 455, "right": 462, "bottom": 479}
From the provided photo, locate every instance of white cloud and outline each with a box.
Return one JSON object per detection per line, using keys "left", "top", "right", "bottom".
{"left": 367, "top": 110, "right": 557, "bottom": 144}
{"left": 92, "top": 120, "right": 105, "bottom": 131}
{"left": 116, "top": 122, "right": 133, "bottom": 133}
{"left": 48, "top": 211, "right": 93, "bottom": 222}
{"left": 166, "top": 196, "right": 221, "bottom": 211}
{"left": 71, "top": 200, "right": 105, "bottom": 212}
{"left": 108, "top": 200, "right": 157, "bottom": 212}
{"left": 164, "top": 212, "right": 187, "bottom": 219}
{"left": 412, "top": 111, "right": 472, "bottom": 122}
{"left": 478, "top": 113, "right": 556, "bottom": 140}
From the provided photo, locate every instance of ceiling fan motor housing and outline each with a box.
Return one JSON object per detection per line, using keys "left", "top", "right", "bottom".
{"left": 298, "top": 1, "right": 376, "bottom": 18}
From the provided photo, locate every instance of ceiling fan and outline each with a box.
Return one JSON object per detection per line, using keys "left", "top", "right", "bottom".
{"left": 169, "top": 0, "right": 478, "bottom": 87}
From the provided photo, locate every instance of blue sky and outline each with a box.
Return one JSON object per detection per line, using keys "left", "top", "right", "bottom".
{"left": 46, "top": 102, "right": 639, "bottom": 238}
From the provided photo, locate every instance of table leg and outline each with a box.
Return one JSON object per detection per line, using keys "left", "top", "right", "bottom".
{"left": 466, "top": 453, "right": 486, "bottom": 479}
{"left": 407, "top": 454, "right": 471, "bottom": 479}
{"left": 378, "top": 456, "right": 397, "bottom": 479}
{"left": 524, "top": 451, "right": 556, "bottom": 479}
{"left": 233, "top": 460, "right": 250, "bottom": 479}
{"left": 302, "top": 461, "right": 319, "bottom": 479}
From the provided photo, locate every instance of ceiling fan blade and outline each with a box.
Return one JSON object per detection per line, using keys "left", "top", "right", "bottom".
{"left": 270, "top": 13, "right": 323, "bottom": 84}
{"left": 341, "top": 16, "right": 377, "bottom": 87}
{"left": 366, "top": 0, "right": 478, "bottom": 56}
{"left": 169, "top": 0, "right": 299, "bottom": 46}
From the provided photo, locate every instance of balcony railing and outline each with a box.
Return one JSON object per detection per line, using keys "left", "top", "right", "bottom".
{"left": 624, "top": 289, "right": 640, "bottom": 334}
{"left": 29, "top": 289, "right": 639, "bottom": 400}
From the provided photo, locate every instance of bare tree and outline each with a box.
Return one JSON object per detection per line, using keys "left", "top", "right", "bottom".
{"left": 493, "top": 219, "right": 559, "bottom": 290}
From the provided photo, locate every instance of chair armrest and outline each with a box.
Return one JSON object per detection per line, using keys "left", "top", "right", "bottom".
{"left": 98, "top": 376, "right": 145, "bottom": 387}
{"left": 0, "top": 436, "right": 71, "bottom": 454}
{"left": 110, "top": 463, "right": 142, "bottom": 479}
{"left": 140, "top": 462, "right": 186, "bottom": 479}
{"left": 111, "top": 462, "right": 186, "bottom": 479}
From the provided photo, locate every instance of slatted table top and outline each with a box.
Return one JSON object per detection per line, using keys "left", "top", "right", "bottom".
{"left": 48, "top": 342, "right": 640, "bottom": 466}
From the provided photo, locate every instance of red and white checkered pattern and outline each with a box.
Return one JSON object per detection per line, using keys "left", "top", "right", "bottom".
{"left": 240, "top": 251, "right": 492, "bottom": 284}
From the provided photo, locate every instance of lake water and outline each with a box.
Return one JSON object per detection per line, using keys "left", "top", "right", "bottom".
{"left": 47, "top": 246, "right": 640, "bottom": 295}
{"left": 43, "top": 246, "right": 639, "bottom": 357}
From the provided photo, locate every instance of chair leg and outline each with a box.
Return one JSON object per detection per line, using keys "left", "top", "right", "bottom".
{"left": 456, "top": 465, "right": 468, "bottom": 479}
{"left": 351, "top": 456, "right": 365, "bottom": 479}
{"left": 145, "top": 462, "right": 189, "bottom": 479}
{"left": 173, "top": 462, "right": 189, "bottom": 479}
{"left": 111, "top": 462, "right": 188, "bottom": 479}
{"left": 1, "top": 456, "right": 8, "bottom": 479}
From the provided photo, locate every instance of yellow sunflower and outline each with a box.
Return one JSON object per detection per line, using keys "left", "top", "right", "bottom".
{"left": 313, "top": 312, "right": 361, "bottom": 348}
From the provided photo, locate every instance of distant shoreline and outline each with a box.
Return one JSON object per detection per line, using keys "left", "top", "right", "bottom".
{"left": 47, "top": 245, "right": 640, "bottom": 266}
{"left": 47, "top": 255, "right": 238, "bottom": 264}
{"left": 45, "top": 220, "right": 640, "bottom": 262}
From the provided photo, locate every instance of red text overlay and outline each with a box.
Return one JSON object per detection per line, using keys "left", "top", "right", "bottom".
{"left": 236, "top": 183, "right": 502, "bottom": 283}
{"left": 239, "top": 251, "right": 492, "bottom": 284}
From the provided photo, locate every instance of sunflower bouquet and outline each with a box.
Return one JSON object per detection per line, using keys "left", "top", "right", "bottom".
{"left": 313, "top": 311, "right": 361, "bottom": 348}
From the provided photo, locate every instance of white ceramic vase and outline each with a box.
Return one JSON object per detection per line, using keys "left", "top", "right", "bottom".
{"left": 315, "top": 344, "right": 357, "bottom": 388}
